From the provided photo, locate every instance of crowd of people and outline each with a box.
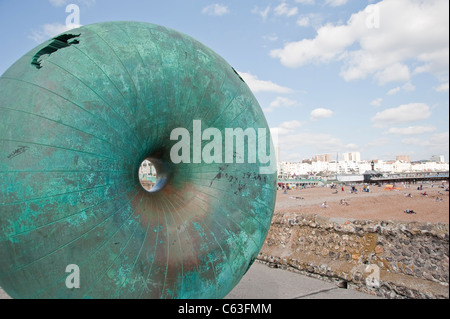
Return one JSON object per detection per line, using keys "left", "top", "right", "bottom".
{"left": 279, "top": 181, "right": 448, "bottom": 214}
{"left": 401, "top": 183, "right": 448, "bottom": 214}
{"left": 321, "top": 199, "right": 350, "bottom": 209}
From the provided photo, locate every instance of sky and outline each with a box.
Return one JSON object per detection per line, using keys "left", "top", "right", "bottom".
{"left": 0, "top": 0, "right": 448, "bottom": 162}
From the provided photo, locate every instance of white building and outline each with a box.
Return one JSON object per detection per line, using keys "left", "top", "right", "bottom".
{"left": 342, "top": 152, "right": 361, "bottom": 162}
{"left": 139, "top": 160, "right": 157, "bottom": 176}
{"left": 277, "top": 159, "right": 449, "bottom": 177}
{"left": 431, "top": 155, "right": 445, "bottom": 163}
{"left": 410, "top": 161, "right": 449, "bottom": 172}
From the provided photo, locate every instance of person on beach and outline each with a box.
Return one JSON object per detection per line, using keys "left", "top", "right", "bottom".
{"left": 340, "top": 199, "right": 350, "bottom": 206}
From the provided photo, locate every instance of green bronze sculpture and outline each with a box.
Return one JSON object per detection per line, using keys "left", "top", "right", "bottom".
{"left": 0, "top": 21, "right": 276, "bottom": 299}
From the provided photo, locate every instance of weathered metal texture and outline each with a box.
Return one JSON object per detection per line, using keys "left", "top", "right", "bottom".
{"left": 0, "top": 22, "right": 276, "bottom": 299}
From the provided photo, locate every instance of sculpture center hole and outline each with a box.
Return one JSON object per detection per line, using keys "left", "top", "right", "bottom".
{"left": 139, "top": 160, "right": 158, "bottom": 192}
{"left": 138, "top": 158, "right": 169, "bottom": 193}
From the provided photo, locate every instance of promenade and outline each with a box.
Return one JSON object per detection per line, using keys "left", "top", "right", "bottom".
{"left": 0, "top": 262, "right": 380, "bottom": 300}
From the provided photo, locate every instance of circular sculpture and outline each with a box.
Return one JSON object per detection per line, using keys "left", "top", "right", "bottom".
{"left": 0, "top": 21, "right": 276, "bottom": 299}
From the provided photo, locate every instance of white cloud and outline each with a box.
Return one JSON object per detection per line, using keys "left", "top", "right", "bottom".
{"left": 280, "top": 120, "right": 303, "bottom": 130}
{"left": 413, "top": 49, "right": 449, "bottom": 75}
{"left": 254, "top": 3, "right": 317, "bottom": 26}
{"left": 49, "top": 0, "right": 95, "bottom": 6}
{"left": 325, "top": 0, "right": 348, "bottom": 7}
{"left": 275, "top": 128, "right": 361, "bottom": 159}
{"left": 271, "top": 120, "right": 303, "bottom": 135}
{"left": 387, "top": 87, "right": 401, "bottom": 96}
{"left": 402, "top": 132, "right": 449, "bottom": 153}
{"left": 281, "top": 132, "right": 346, "bottom": 152}
{"left": 252, "top": 6, "right": 271, "bottom": 21}
{"left": 435, "top": 82, "right": 449, "bottom": 92}
{"left": 265, "top": 97, "right": 298, "bottom": 113}
{"left": 272, "top": 127, "right": 296, "bottom": 136}
{"left": 33, "top": 1, "right": 92, "bottom": 43}
{"left": 371, "top": 98, "right": 383, "bottom": 107}
{"left": 29, "top": 23, "right": 81, "bottom": 43}
{"left": 374, "top": 63, "right": 411, "bottom": 85}
{"left": 366, "top": 137, "right": 390, "bottom": 148}
{"left": 425, "top": 132, "right": 448, "bottom": 148}
{"left": 274, "top": 3, "right": 298, "bottom": 17}
{"left": 345, "top": 143, "right": 360, "bottom": 150}
{"left": 271, "top": 0, "right": 449, "bottom": 85}
{"left": 310, "top": 108, "right": 334, "bottom": 120}
{"left": 387, "top": 81, "right": 416, "bottom": 95}
{"left": 387, "top": 126, "right": 437, "bottom": 135}
{"left": 270, "top": 97, "right": 297, "bottom": 108}
{"left": 297, "top": 16, "right": 310, "bottom": 27}
{"left": 202, "top": 4, "right": 230, "bottom": 16}
{"left": 295, "top": 0, "right": 315, "bottom": 4}
{"left": 238, "top": 71, "right": 293, "bottom": 93}
{"left": 296, "top": 13, "right": 323, "bottom": 28}
{"left": 371, "top": 103, "right": 431, "bottom": 128}
{"left": 49, "top": 0, "right": 67, "bottom": 6}
{"left": 402, "top": 82, "right": 416, "bottom": 92}
{"left": 270, "top": 23, "right": 355, "bottom": 67}
{"left": 263, "top": 33, "right": 279, "bottom": 42}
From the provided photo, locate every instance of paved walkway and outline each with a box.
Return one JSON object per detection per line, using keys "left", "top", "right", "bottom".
{"left": 0, "top": 287, "right": 10, "bottom": 299}
{"left": 225, "top": 262, "right": 381, "bottom": 299}
{"left": 0, "top": 262, "right": 381, "bottom": 299}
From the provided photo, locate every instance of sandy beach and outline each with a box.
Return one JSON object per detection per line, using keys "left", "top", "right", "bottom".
{"left": 275, "top": 182, "right": 449, "bottom": 224}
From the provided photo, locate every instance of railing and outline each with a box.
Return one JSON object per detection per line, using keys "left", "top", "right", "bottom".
{"left": 369, "top": 171, "right": 449, "bottom": 181}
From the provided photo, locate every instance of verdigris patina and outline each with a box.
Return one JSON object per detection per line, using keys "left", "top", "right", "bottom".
{"left": 0, "top": 21, "right": 276, "bottom": 299}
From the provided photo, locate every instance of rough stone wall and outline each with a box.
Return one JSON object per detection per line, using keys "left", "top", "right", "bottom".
{"left": 258, "top": 213, "right": 449, "bottom": 299}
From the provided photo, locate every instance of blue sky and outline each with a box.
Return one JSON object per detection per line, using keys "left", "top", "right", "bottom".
{"left": 0, "top": 0, "right": 448, "bottom": 162}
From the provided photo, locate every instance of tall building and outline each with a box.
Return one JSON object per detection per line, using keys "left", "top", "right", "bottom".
{"left": 315, "top": 154, "right": 332, "bottom": 162}
{"left": 139, "top": 160, "right": 157, "bottom": 176}
{"left": 431, "top": 155, "right": 445, "bottom": 163}
{"left": 342, "top": 152, "right": 361, "bottom": 162}
{"left": 396, "top": 155, "right": 411, "bottom": 163}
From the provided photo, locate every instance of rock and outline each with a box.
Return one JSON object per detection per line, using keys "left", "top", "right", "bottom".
{"left": 352, "top": 254, "right": 361, "bottom": 261}
{"left": 259, "top": 212, "right": 449, "bottom": 298}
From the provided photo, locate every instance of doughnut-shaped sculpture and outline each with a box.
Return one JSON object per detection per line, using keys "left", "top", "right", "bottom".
{"left": 0, "top": 21, "right": 276, "bottom": 299}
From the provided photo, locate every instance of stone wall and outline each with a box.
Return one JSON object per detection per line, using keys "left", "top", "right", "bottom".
{"left": 258, "top": 213, "right": 449, "bottom": 299}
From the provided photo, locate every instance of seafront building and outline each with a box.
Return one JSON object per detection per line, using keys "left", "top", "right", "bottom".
{"left": 277, "top": 155, "right": 449, "bottom": 181}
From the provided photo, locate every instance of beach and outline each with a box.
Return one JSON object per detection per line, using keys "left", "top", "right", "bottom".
{"left": 275, "top": 183, "right": 449, "bottom": 224}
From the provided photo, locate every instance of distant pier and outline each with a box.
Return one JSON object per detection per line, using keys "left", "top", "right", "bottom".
{"left": 277, "top": 171, "right": 449, "bottom": 186}
{"left": 363, "top": 171, "right": 449, "bottom": 184}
